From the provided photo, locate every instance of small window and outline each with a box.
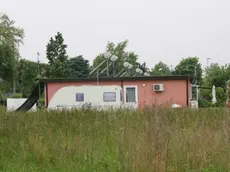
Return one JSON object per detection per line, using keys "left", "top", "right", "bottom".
{"left": 126, "top": 87, "right": 136, "bottom": 103}
{"left": 76, "top": 93, "right": 84, "bottom": 102}
{"left": 103, "top": 92, "right": 116, "bottom": 102}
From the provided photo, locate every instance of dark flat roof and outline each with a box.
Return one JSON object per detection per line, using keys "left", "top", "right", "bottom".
{"left": 40, "top": 75, "right": 190, "bottom": 83}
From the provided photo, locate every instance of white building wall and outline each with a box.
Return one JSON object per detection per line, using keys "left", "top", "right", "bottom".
{"left": 7, "top": 98, "right": 37, "bottom": 112}
{"left": 48, "top": 85, "right": 122, "bottom": 110}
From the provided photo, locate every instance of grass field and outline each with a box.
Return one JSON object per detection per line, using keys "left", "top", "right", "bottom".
{"left": 1, "top": 107, "right": 230, "bottom": 172}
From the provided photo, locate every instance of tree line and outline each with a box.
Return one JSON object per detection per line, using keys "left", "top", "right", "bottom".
{"left": 0, "top": 13, "right": 229, "bottom": 107}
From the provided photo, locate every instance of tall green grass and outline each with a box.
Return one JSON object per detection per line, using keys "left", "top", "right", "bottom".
{"left": 1, "top": 107, "right": 230, "bottom": 171}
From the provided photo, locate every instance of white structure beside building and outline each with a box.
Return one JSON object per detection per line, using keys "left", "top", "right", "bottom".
{"left": 7, "top": 98, "right": 37, "bottom": 112}
{"left": 48, "top": 85, "right": 123, "bottom": 110}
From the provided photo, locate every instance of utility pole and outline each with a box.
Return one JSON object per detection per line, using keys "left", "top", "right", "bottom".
{"left": 37, "top": 52, "right": 40, "bottom": 102}
{"left": 37, "top": 52, "right": 40, "bottom": 75}
{"left": 97, "top": 69, "right": 99, "bottom": 85}
{"left": 207, "top": 58, "right": 211, "bottom": 68}
{"left": 194, "top": 65, "right": 197, "bottom": 85}
{"left": 170, "top": 65, "right": 173, "bottom": 75}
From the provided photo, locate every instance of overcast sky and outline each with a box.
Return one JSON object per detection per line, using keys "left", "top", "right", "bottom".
{"left": 1, "top": 0, "right": 230, "bottom": 69}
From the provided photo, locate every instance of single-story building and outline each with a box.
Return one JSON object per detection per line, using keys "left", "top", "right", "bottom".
{"left": 40, "top": 75, "right": 192, "bottom": 109}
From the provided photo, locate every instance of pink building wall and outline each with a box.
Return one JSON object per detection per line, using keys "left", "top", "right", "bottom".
{"left": 44, "top": 79, "right": 189, "bottom": 108}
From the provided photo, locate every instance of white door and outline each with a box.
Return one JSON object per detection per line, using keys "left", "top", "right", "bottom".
{"left": 123, "top": 86, "right": 138, "bottom": 109}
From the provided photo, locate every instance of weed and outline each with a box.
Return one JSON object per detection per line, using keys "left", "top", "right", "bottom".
{"left": 0, "top": 107, "right": 230, "bottom": 171}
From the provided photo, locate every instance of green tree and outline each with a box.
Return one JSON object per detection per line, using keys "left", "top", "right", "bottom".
{"left": 67, "top": 55, "right": 90, "bottom": 77}
{"left": 198, "top": 63, "right": 230, "bottom": 107}
{"left": 17, "top": 59, "right": 48, "bottom": 97}
{"left": 199, "top": 87, "right": 226, "bottom": 107}
{"left": 0, "top": 13, "right": 24, "bottom": 93}
{"left": 0, "top": 43, "right": 15, "bottom": 83}
{"left": 174, "top": 57, "right": 202, "bottom": 84}
{"left": 92, "top": 40, "right": 141, "bottom": 76}
{"left": 150, "top": 61, "right": 171, "bottom": 76}
{"left": 46, "top": 32, "right": 69, "bottom": 78}
{"left": 136, "top": 62, "right": 149, "bottom": 74}
{"left": 203, "top": 63, "right": 228, "bottom": 88}
{"left": 0, "top": 13, "right": 24, "bottom": 50}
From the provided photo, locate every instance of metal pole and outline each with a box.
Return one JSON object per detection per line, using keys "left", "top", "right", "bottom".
{"left": 207, "top": 58, "right": 211, "bottom": 68}
{"left": 128, "top": 69, "right": 130, "bottom": 76}
{"left": 196, "top": 85, "right": 199, "bottom": 101}
{"left": 170, "top": 65, "right": 173, "bottom": 74}
{"left": 37, "top": 60, "right": 40, "bottom": 76}
{"left": 115, "top": 68, "right": 125, "bottom": 77}
{"left": 120, "top": 72, "right": 127, "bottom": 77}
{"left": 97, "top": 69, "right": 99, "bottom": 85}
{"left": 112, "top": 62, "right": 115, "bottom": 77}
{"left": 13, "top": 80, "right": 16, "bottom": 94}
{"left": 89, "top": 60, "right": 106, "bottom": 76}
{"left": 100, "top": 63, "right": 112, "bottom": 74}
{"left": 107, "top": 59, "right": 109, "bottom": 76}
{"left": 194, "top": 66, "right": 197, "bottom": 85}
{"left": 38, "top": 82, "right": 40, "bottom": 100}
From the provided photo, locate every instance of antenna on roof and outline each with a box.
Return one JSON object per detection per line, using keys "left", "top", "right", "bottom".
{"left": 133, "top": 68, "right": 150, "bottom": 77}
{"left": 89, "top": 52, "right": 118, "bottom": 78}
{"left": 110, "top": 55, "right": 118, "bottom": 77}
{"left": 117, "top": 62, "right": 133, "bottom": 77}
{"left": 115, "top": 68, "right": 125, "bottom": 77}
{"left": 134, "top": 68, "right": 143, "bottom": 77}
{"left": 100, "top": 63, "right": 112, "bottom": 74}
{"left": 88, "top": 52, "right": 111, "bottom": 77}
{"left": 144, "top": 72, "right": 150, "bottom": 76}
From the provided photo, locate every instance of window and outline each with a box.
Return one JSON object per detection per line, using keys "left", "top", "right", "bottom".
{"left": 103, "top": 92, "right": 116, "bottom": 102}
{"left": 76, "top": 93, "right": 84, "bottom": 102}
{"left": 126, "top": 87, "right": 136, "bottom": 102}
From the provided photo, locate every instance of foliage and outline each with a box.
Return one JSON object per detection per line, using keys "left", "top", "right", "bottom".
{"left": 174, "top": 57, "right": 202, "bottom": 84}
{"left": 136, "top": 62, "right": 149, "bottom": 74}
{"left": 0, "top": 13, "right": 24, "bottom": 52}
{"left": 199, "top": 64, "right": 230, "bottom": 107}
{"left": 9, "top": 93, "right": 23, "bottom": 98}
{"left": 0, "top": 13, "right": 24, "bottom": 93}
{"left": 150, "top": 61, "right": 171, "bottom": 76}
{"left": 227, "top": 79, "right": 230, "bottom": 101}
{"left": 0, "top": 79, "right": 12, "bottom": 94}
{"left": 17, "top": 59, "right": 48, "bottom": 97}
{"left": 204, "top": 63, "right": 229, "bottom": 88}
{"left": 92, "top": 40, "right": 146, "bottom": 76}
{"left": 46, "top": 32, "right": 69, "bottom": 78}
{"left": 67, "top": 55, "right": 90, "bottom": 78}
{"left": 1, "top": 108, "right": 230, "bottom": 171}
{"left": 199, "top": 87, "right": 226, "bottom": 108}
{"left": 215, "top": 87, "right": 226, "bottom": 106}
{"left": 2, "top": 12, "right": 230, "bottom": 108}
{"left": 0, "top": 43, "right": 15, "bottom": 83}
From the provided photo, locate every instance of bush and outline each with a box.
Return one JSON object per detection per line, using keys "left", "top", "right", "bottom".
{"left": 199, "top": 87, "right": 227, "bottom": 107}
{"left": 10, "top": 93, "right": 23, "bottom": 98}
{"left": 37, "top": 97, "right": 45, "bottom": 109}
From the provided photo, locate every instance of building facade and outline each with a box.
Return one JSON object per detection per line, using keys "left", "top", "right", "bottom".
{"left": 40, "top": 76, "right": 191, "bottom": 109}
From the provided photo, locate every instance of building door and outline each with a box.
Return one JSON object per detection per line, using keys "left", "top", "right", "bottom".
{"left": 124, "top": 86, "right": 138, "bottom": 108}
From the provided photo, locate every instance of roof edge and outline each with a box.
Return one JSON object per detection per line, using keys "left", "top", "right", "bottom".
{"left": 40, "top": 75, "right": 190, "bottom": 83}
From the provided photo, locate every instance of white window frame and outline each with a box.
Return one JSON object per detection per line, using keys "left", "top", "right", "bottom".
{"left": 123, "top": 85, "right": 138, "bottom": 106}
{"left": 103, "top": 92, "right": 116, "bottom": 102}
